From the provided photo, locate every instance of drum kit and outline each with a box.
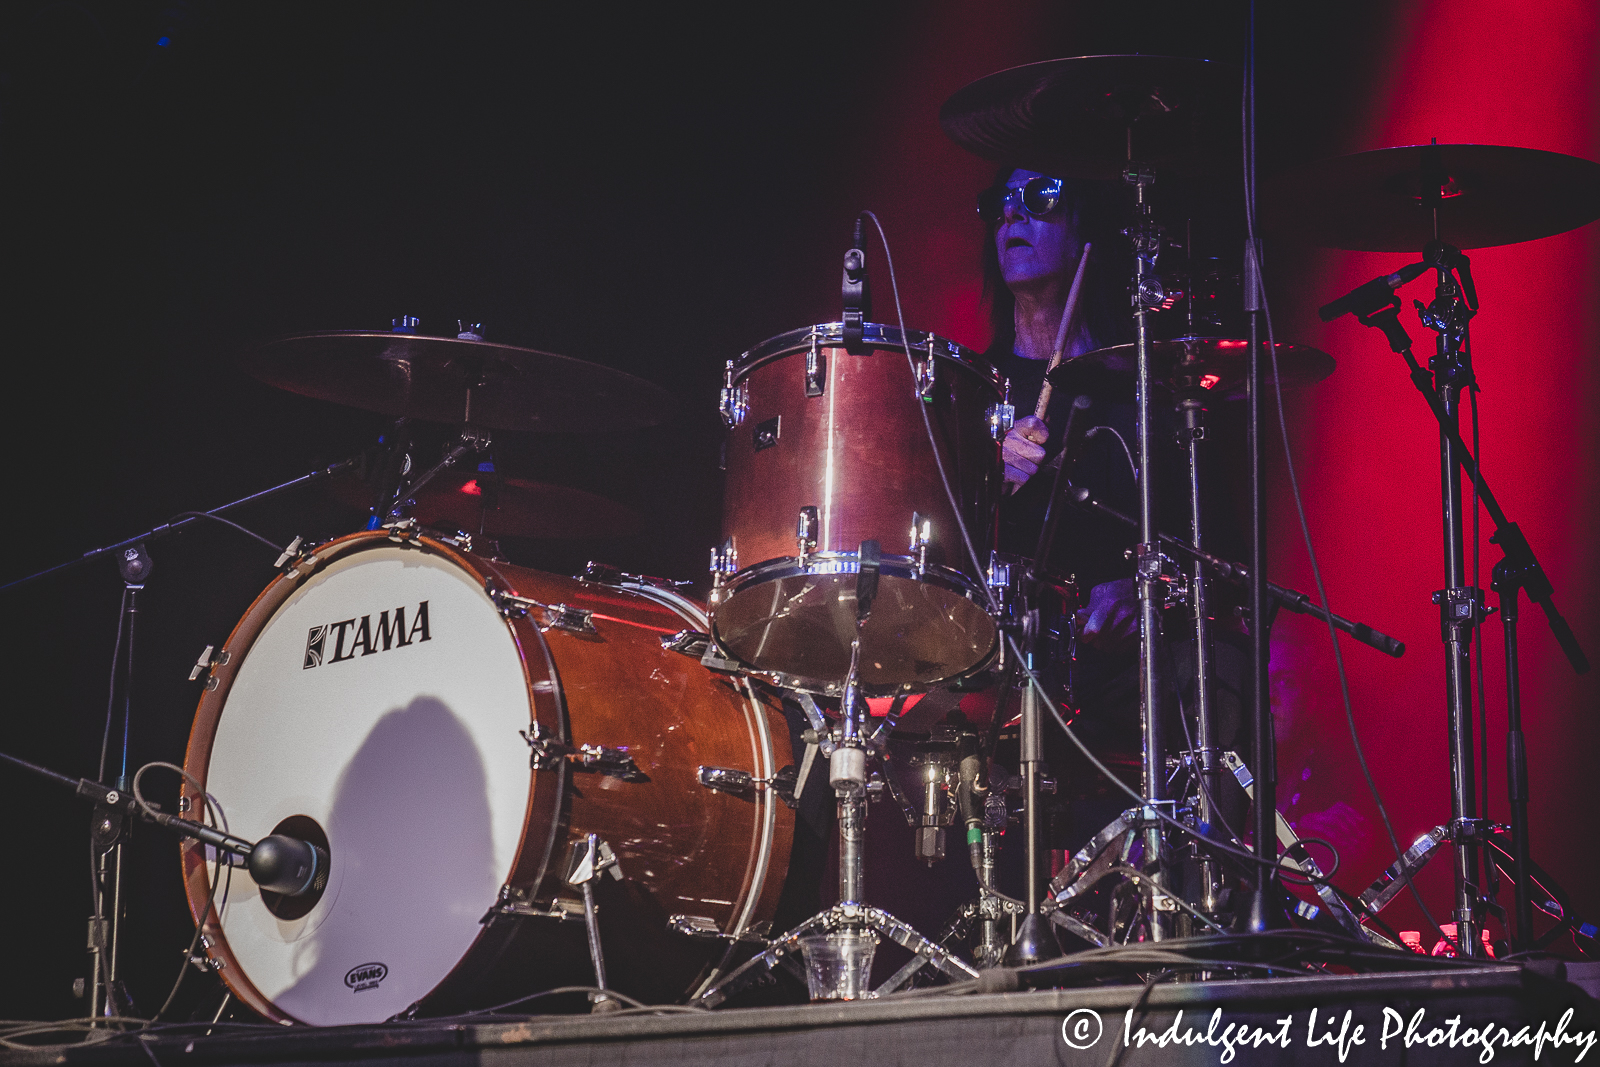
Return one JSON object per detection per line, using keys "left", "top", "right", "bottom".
{"left": 4, "top": 54, "right": 1598, "bottom": 1026}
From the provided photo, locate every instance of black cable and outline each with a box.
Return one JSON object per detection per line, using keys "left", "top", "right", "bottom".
{"left": 137, "top": 762, "right": 231, "bottom": 1025}
{"left": 168, "top": 512, "right": 287, "bottom": 556}
{"left": 860, "top": 210, "right": 1001, "bottom": 616}
{"left": 462, "top": 985, "right": 652, "bottom": 1016}
{"left": 1279, "top": 835, "right": 1340, "bottom": 883}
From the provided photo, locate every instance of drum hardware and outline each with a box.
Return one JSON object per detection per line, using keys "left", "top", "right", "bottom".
{"left": 1210, "top": 751, "right": 1380, "bottom": 945}
{"left": 695, "top": 765, "right": 800, "bottom": 809}
{"left": 519, "top": 723, "right": 647, "bottom": 783}
{"left": 1064, "top": 485, "right": 1406, "bottom": 659}
{"left": 693, "top": 564, "right": 980, "bottom": 1005}
{"left": 565, "top": 834, "right": 625, "bottom": 1013}
{"left": 908, "top": 513, "right": 931, "bottom": 575}
{"left": 986, "top": 392, "right": 1015, "bottom": 441}
{"left": 1309, "top": 150, "right": 1592, "bottom": 955}
{"left": 484, "top": 889, "right": 586, "bottom": 924}
{"left": 795, "top": 507, "right": 818, "bottom": 559}
{"left": 488, "top": 586, "right": 598, "bottom": 635}
{"left": 379, "top": 427, "right": 491, "bottom": 525}
{"left": 804, "top": 332, "right": 825, "bottom": 397}
{"left": 668, "top": 915, "right": 772, "bottom": 943}
{"left": 187, "top": 645, "right": 228, "bottom": 689}
{"left": 914, "top": 337, "right": 938, "bottom": 399}
{"left": 720, "top": 361, "right": 749, "bottom": 426}
{"left": 579, "top": 561, "right": 694, "bottom": 591}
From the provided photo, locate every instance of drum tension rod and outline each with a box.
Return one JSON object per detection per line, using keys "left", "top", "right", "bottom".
{"left": 519, "top": 722, "right": 647, "bottom": 783}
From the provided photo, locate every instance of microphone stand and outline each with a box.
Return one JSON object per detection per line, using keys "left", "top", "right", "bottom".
{"left": 1064, "top": 487, "right": 1406, "bottom": 661}
{"left": 1001, "top": 395, "right": 1091, "bottom": 964}
{"left": 0, "top": 457, "right": 358, "bottom": 596}
{"left": 1333, "top": 211, "right": 1588, "bottom": 956}
{"left": 0, "top": 453, "right": 356, "bottom": 1015}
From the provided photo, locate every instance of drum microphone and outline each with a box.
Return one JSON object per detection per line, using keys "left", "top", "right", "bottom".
{"left": 1317, "top": 261, "right": 1428, "bottom": 322}
{"left": 150, "top": 811, "right": 330, "bottom": 897}
{"left": 842, "top": 216, "right": 871, "bottom": 354}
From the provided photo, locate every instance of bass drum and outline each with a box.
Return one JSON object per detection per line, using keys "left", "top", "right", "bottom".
{"left": 180, "top": 530, "right": 793, "bottom": 1026}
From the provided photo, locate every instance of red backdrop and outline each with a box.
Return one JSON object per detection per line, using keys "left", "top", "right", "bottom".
{"left": 837, "top": 0, "right": 1599, "bottom": 941}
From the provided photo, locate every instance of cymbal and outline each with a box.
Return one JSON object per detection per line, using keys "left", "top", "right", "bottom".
{"left": 327, "top": 469, "right": 641, "bottom": 540}
{"left": 939, "top": 55, "right": 1239, "bottom": 179}
{"left": 1048, "top": 336, "right": 1335, "bottom": 400}
{"left": 246, "top": 332, "right": 675, "bottom": 432}
{"left": 1261, "top": 144, "right": 1600, "bottom": 251}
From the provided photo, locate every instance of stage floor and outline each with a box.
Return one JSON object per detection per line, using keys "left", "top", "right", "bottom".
{"left": 8, "top": 964, "right": 1598, "bottom": 1067}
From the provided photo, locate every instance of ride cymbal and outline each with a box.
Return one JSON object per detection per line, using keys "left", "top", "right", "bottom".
{"left": 1261, "top": 143, "right": 1600, "bottom": 251}
{"left": 246, "top": 332, "right": 675, "bottom": 432}
{"left": 940, "top": 55, "right": 1239, "bottom": 179}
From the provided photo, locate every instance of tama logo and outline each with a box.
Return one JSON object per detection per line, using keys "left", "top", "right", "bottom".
{"left": 344, "top": 962, "right": 387, "bottom": 992}
{"left": 304, "top": 602, "right": 431, "bottom": 669}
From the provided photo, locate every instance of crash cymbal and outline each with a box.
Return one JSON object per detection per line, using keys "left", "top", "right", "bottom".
{"left": 247, "top": 332, "right": 675, "bottom": 432}
{"left": 940, "top": 55, "right": 1239, "bottom": 179}
{"left": 327, "top": 469, "right": 641, "bottom": 539}
{"left": 1261, "top": 144, "right": 1600, "bottom": 251}
{"left": 1049, "top": 336, "right": 1335, "bottom": 400}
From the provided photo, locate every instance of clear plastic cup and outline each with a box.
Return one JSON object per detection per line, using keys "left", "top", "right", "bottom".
{"left": 799, "top": 929, "right": 877, "bottom": 1000}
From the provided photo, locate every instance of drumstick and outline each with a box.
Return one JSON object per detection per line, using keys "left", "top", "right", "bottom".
{"left": 1032, "top": 241, "right": 1092, "bottom": 421}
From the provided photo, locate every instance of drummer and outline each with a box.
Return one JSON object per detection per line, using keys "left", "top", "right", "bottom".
{"left": 980, "top": 167, "right": 1252, "bottom": 835}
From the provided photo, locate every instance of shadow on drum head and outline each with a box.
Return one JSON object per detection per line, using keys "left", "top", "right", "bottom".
{"left": 276, "top": 696, "right": 496, "bottom": 1018}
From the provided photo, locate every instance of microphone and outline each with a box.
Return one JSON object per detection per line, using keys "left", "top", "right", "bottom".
{"left": 1318, "top": 262, "right": 1429, "bottom": 322}
{"left": 841, "top": 217, "right": 871, "bottom": 354}
{"left": 247, "top": 834, "right": 330, "bottom": 897}
{"left": 151, "top": 812, "right": 329, "bottom": 897}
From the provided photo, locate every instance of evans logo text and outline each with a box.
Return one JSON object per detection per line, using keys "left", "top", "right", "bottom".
{"left": 344, "top": 962, "right": 388, "bottom": 992}
{"left": 305, "top": 602, "right": 431, "bottom": 669}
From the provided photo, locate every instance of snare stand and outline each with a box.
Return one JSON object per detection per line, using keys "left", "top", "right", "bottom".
{"left": 693, "top": 542, "right": 980, "bottom": 1005}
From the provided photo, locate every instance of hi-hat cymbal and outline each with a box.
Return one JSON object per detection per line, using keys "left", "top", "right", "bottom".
{"left": 1049, "top": 336, "right": 1335, "bottom": 400}
{"left": 247, "top": 332, "right": 675, "bottom": 432}
{"left": 327, "top": 469, "right": 641, "bottom": 540}
{"left": 1261, "top": 144, "right": 1600, "bottom": 251}
{"left": 940, "top": 55, "right": 1239, "bottom": 179}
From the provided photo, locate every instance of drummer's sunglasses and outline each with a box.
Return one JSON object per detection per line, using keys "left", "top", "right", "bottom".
{"left": 977, "top": 176, "right": 1064, "bottom": 223}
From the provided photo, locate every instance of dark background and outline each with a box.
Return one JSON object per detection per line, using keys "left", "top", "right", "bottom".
{"left": 1, "top": 0, "right": 1590, "bottom": 1022}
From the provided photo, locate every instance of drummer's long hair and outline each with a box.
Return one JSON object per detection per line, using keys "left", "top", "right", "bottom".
{"left": 980, "top": 166, "right": 1131, "bottom": 359}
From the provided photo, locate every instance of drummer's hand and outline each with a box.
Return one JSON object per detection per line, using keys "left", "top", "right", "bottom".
{"left": 1002, "top": 416, "right": 1050, "bottom": 489}
{"left": 1073, "top": 578, "right": 1139, "bottom": 651}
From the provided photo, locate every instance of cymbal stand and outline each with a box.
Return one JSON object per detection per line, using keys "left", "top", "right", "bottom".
{"left": 693, "top": 542, "right": 979, "bottom": 1005}
{"left": 1126, "top": 158, "right": 1176, "bottom": 940}
{"left": 1174, "top": 368, "right": 1227, "bottom": 922}
{"left": 1336, "top": 213, "right": 1588, "bottom": 954}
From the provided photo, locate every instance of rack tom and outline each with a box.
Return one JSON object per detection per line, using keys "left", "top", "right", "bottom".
{"left": 711, "top": 322, "right": 1007, "bottom": 695}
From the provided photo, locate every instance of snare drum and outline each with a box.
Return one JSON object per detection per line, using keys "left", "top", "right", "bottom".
{"left": 711, "top": 322, "right": 1006, "bottom": 696}
{"left": 180, "top": 530, "right": 793, "bottom": 1025}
